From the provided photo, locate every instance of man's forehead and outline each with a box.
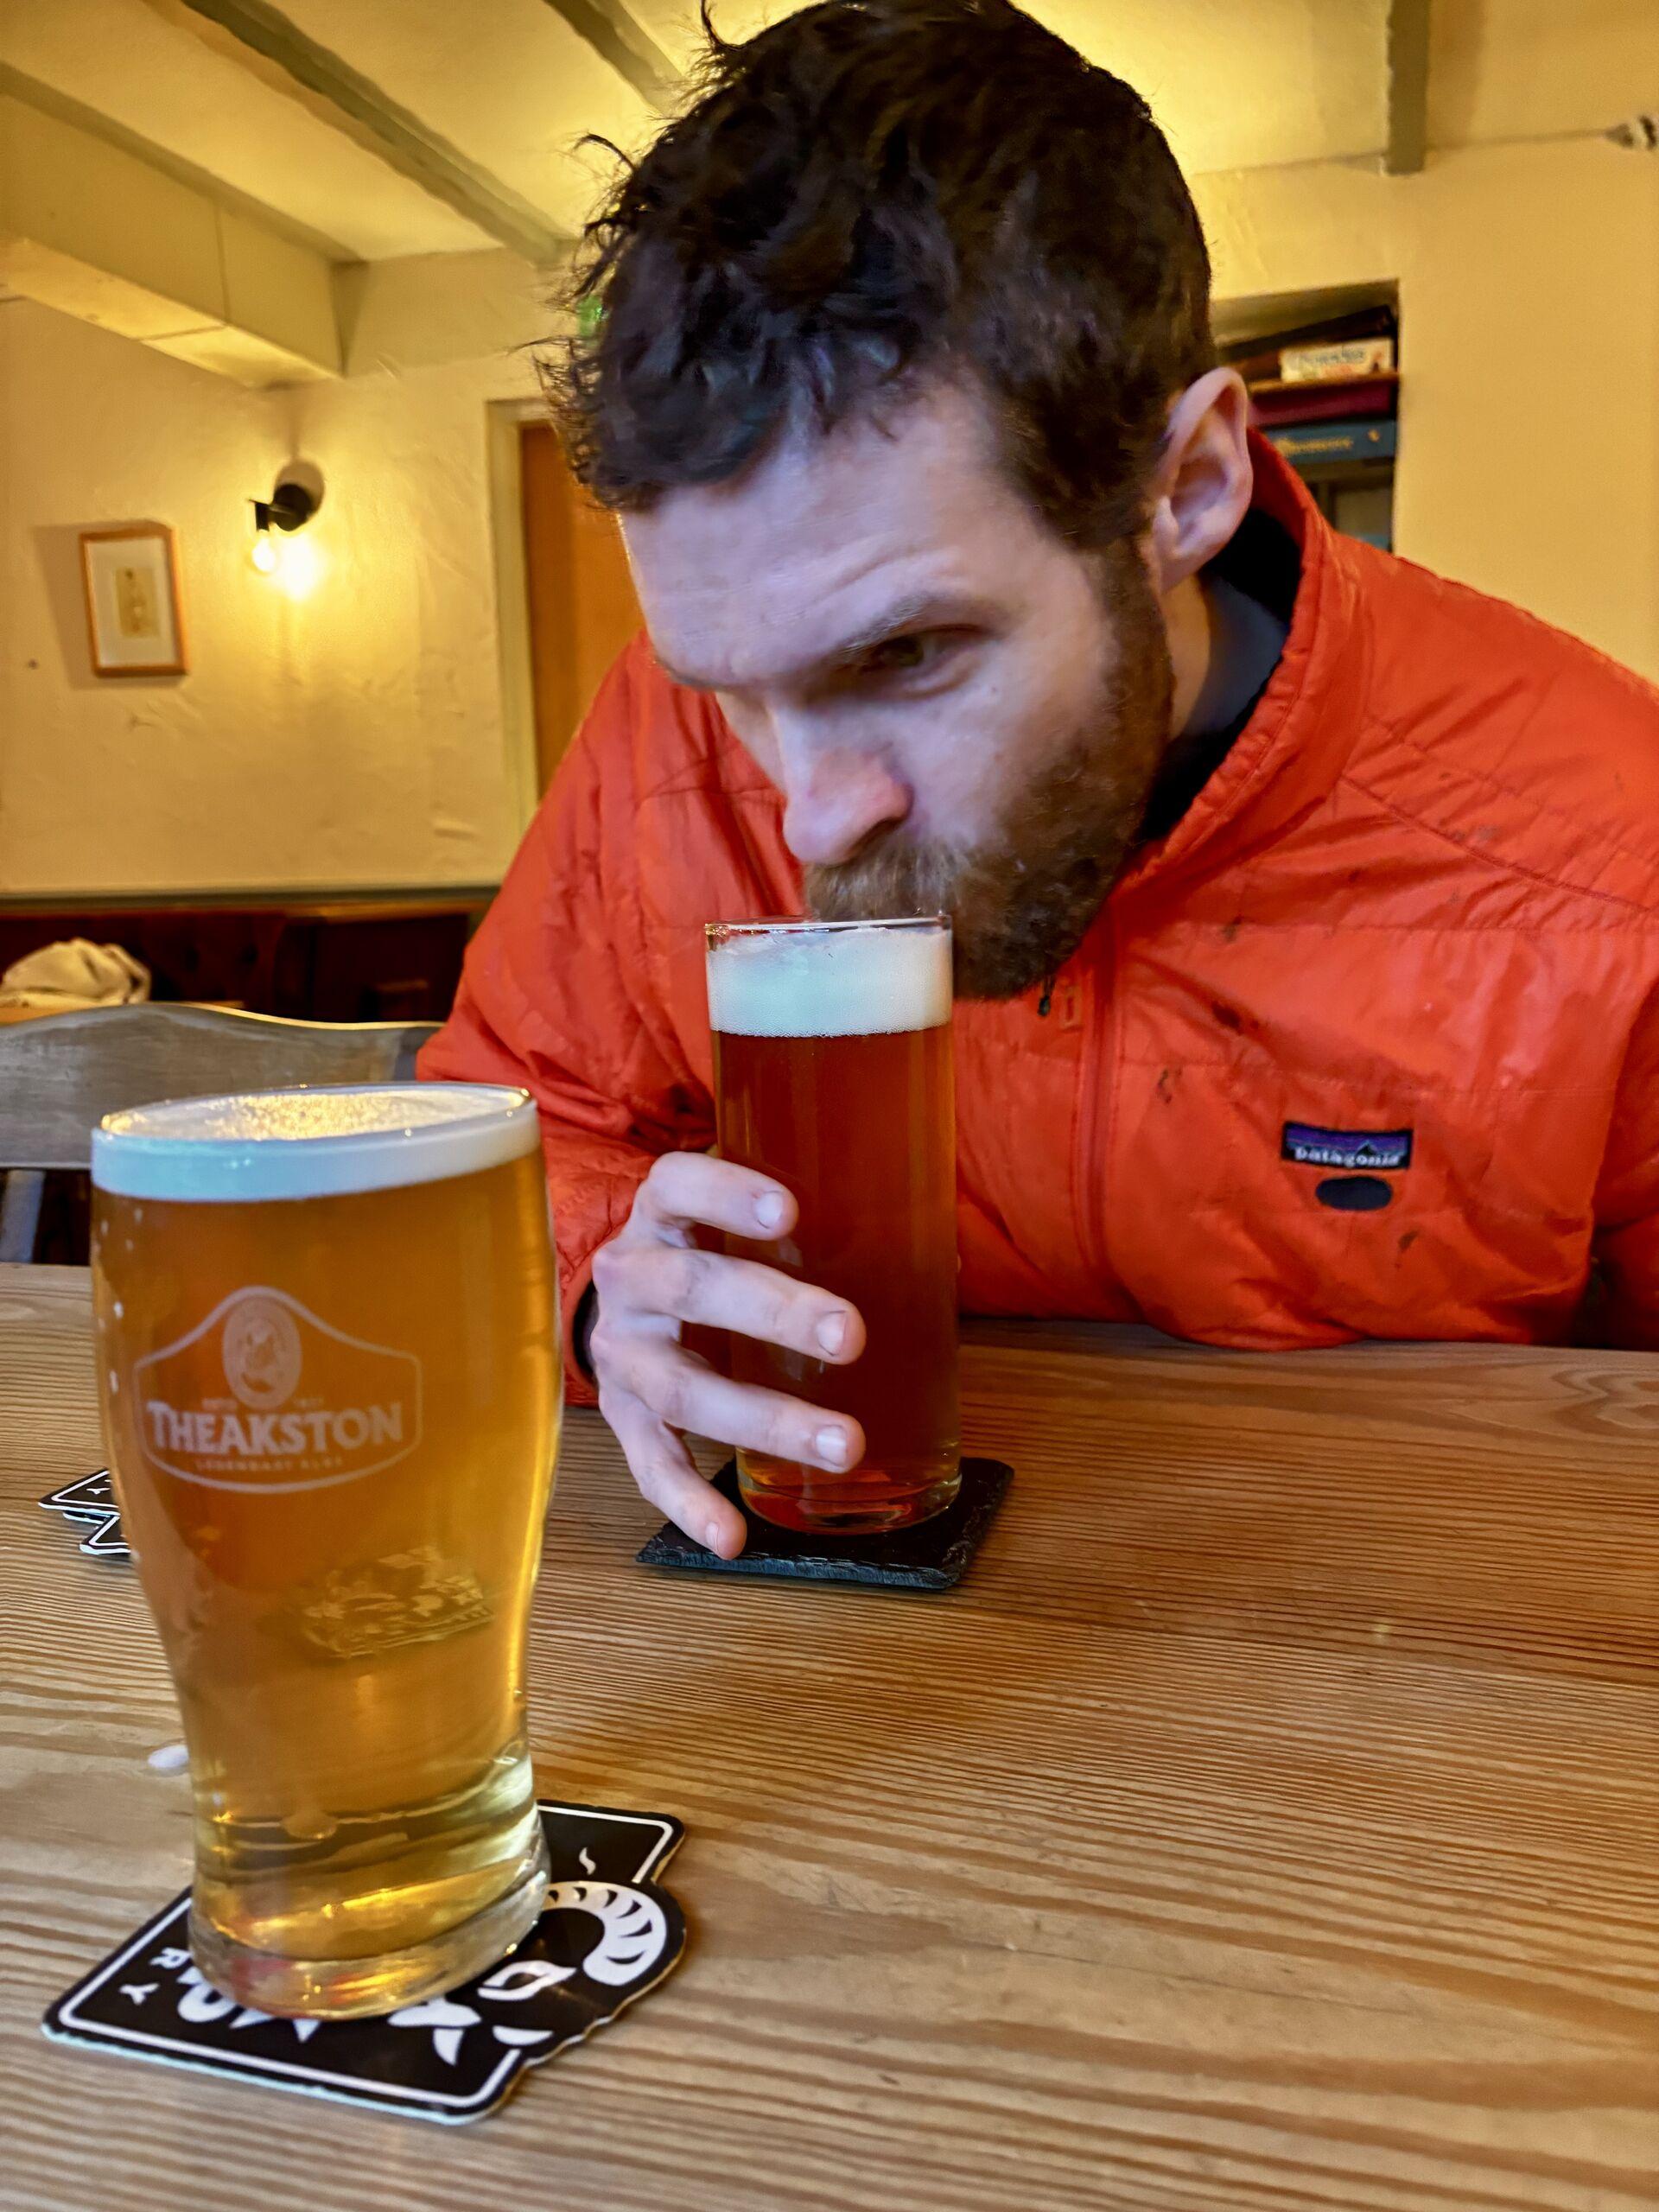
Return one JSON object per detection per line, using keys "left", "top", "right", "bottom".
{"left": 622, "top": 384, "right": 1039, "bottom": 692}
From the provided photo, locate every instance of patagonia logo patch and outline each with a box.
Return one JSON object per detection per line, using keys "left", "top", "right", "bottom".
{"left": 1281, "top": 1122, "right": 1413, "bottom": 1173}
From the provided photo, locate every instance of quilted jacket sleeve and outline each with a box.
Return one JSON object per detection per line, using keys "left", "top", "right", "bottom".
{"left": 1589, "top": 980, "right": 1659, "bottom": 1349}
{"left": 418, "top": 655, "right": 714, "bottom": 1401}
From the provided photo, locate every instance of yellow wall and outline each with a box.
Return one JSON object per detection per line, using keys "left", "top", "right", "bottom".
{"left": 1197, "top": 135, "right": 1659, "bottom": 680}
{"left": 5, "top": 118, "right": 1659, "bottom": 900}
{"left": 0, "top": 291, "right": 539, "bottom": 896}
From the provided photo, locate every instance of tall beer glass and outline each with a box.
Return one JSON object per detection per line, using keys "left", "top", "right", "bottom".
{"left": 91, "top": 1084, "right": 560, "bottom": 2019}
{"left": 707, "top": 917, "right": 959, "bottom": 1534}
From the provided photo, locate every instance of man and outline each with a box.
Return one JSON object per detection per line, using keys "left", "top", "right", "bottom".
{"left": 424, "top": 0, "right": 1659, "bottom": 1556}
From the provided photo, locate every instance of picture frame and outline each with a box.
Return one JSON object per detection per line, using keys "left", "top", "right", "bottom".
{"left": 79, "top": 524, "right": 187, "bottom": 677}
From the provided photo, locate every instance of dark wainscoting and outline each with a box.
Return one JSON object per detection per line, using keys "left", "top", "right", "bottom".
{"left": 0, "top": 887, "right": 496, "bottom": 1023}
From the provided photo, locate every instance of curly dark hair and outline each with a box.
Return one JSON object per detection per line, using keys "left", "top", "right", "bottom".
{"left": 544, "top": 0, "right": 1214, "bottom": 548}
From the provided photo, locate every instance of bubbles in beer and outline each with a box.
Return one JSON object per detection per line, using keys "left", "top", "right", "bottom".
{"left": 92, "top": 1084, "right": 538, "bottom": 1204}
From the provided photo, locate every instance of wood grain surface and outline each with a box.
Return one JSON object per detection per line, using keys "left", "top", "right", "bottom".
{"left": 3, "top": 1266, "right": 1656, "bottom": 2211}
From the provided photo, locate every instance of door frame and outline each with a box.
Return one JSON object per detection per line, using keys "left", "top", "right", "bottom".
{"left": 486, "top": 397, "right": 546, "bottom": 839}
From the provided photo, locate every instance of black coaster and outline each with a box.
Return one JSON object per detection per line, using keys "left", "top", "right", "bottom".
{"left": 39, "top": 1470, "right": 131, "bottom": 1560}
{"left": 39, "top": 1468, "right": 114, "bottom": 1519}
{"left": 42, "top": 1801, "right": 686, "bottom": 2126}
{"left": 638, "top": 1456, "right": 1012, "bottom": 1592}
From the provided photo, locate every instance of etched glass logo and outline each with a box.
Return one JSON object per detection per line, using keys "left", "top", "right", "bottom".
{"left": 221, "top": 1295, "right": 303, "bottom": 1409}
{"left": 135, "top": 1287, "right": 423, "bottom": 1493}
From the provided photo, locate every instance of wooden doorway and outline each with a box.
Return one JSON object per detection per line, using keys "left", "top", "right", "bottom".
{"left": 520, "top": 422, "right": 644, "bottom": 791}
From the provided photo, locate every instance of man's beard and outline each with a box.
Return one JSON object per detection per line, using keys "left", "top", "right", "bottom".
{"left": 804, "top": 543, "right": 1174, "bottom": 999}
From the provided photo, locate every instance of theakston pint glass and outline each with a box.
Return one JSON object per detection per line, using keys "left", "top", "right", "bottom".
{"left": 91, "top": 1084, "right": 560, "bottom": 2018}
{"left": 706, "top": 918, "right": 960, "bottom": 1534}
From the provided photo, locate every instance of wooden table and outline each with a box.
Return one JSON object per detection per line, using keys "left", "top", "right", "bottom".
{"left": 3, "top": 1265, "right": 1656, "bottom": 2210}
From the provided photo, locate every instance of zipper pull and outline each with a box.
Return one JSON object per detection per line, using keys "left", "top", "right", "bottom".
{"left": 1036, "top": 974, "right": 1055, "bottom": 1019}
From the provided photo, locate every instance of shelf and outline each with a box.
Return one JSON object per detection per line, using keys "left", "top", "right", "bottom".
{"left": 1246, "top": 370, "right": 1401, "bottom": 399}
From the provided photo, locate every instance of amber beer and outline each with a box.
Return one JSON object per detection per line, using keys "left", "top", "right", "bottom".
{"left": 91, "top": 1084, "right": 561, "bottom": 2018}
{"left": 707, "top": 917, "right": 959, "bottom": 1532}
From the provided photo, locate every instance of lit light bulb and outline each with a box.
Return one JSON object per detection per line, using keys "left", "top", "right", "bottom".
{"left": 274, "top": 535, "right": 321, "bottom": 599}
{"left": 251, "top": 527, "right": 278, "bottom": 575}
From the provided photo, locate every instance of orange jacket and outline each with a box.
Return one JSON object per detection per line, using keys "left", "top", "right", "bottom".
{"left": 423, "top": 441, "right": 1659, "bottom": 1393}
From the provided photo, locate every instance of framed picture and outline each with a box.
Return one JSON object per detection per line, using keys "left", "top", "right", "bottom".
{"left": 79, "top": 524, "right": 187, "bottom": 677}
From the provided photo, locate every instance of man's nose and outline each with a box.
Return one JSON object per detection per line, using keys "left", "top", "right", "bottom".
{"left": 779, "top": 746, "right": 912, "bottom": 867}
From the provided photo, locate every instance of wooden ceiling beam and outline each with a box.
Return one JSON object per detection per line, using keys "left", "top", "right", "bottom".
{"left": 149, "top": 0, "right": 570, "bottom": 263}
{"left": 1385, "top": 0, "right": 1431, "bottom": 175}
{"left": 537, "top": 0, "right": 678, "bottom": 109}
{"left": 0, "top": 88, "right": 340, "bottom": 383}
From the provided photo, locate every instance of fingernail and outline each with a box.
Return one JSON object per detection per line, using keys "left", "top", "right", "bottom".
{"left": 755, "top": 1192, "right": 787, "bottom": 1231}
{"left": 817, "top": 1310, "right": 848, "bottom": 1356}
{"left": 702, "top": 1518, "right": 725, "bottom": 1552}
{"left": 816, "top": 1427, "right": 852, "bottom": 1467}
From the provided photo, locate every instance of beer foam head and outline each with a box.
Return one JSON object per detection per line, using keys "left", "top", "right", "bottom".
{"left": 92, "top": 1084, "right": 538, "bottom": 1202}
{"left": 707, "top": 920, "right": 951, "bottom": 1039}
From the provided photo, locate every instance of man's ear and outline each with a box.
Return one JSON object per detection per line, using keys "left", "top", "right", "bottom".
{"left": 1144, "top": 368, "right": 1254, "bottom": 598}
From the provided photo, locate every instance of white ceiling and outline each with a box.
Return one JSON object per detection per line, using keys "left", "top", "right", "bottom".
{"left": 2, "top": 0, "right": 1653, "bottom": 393}
{"left": 268, "top": 0, "right": 657, "bottom": 238}
{"left": 638, "top": 0, "right": 1395, "bottom": 174}
{"left": 7, "top": 0, "right": 1656, "bottom": 278}
{"left": 0, "top": 0, "right": 491, "bottom": 259}
{"left": 1429, "top": 0, "right": 1659, "bottom": 146}
{"left": 0, "top": 0, "right": 1414, "bottom": 269}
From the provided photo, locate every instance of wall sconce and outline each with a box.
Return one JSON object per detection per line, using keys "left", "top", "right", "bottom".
{"left": 250, "top": 472, "right": 323, "bottom": 577}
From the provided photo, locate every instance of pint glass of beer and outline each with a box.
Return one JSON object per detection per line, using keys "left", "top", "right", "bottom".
{"left": 91, "top": 1084, "right": 560, "bottom": 2019}
{"left": 706, "top": 917, "right": 959, "bottom": 1533}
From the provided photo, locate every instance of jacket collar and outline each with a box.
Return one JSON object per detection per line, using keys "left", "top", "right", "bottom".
{"left": 1113, "top": 430, "right": 1372, "bottom": 899}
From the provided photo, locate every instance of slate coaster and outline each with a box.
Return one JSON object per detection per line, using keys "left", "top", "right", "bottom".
{"left": 39, "top": 1468, "right": 116, "bottom": 1520}
{"left": 39, "top": 1470, "right": 131, "bottom": 1560}
{"left": 74, "top": 1512, "right": 133, "bottom": 1560}
{"left": 42, "top": 1801, "right": 686, "bottom": 2126}
{"left": 638, "top": 1456, "right": 1012, "bottom": 1591}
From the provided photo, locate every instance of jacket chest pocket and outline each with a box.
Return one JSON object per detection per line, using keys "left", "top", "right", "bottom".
{"left": 1102, "top": 1041, "right": 1601, "bottom": 1345}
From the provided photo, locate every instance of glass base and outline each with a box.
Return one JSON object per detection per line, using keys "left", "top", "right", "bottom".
{"left": 188, "top": 1819, "right": 550, "bottom": 2020}
{"left": 740, "top": 1461, "right": 961, "bottom": 1535}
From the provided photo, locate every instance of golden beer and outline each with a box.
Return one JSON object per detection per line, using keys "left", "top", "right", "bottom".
{"left": 707, "top": 918, "right": 959, "bottom": 1533}
{"left": 91, "top": 1084, "right": 560, "bottom": 2018}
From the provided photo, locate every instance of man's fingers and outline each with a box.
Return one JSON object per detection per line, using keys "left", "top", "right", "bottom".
{"left": 596, "top": 1241, "right": 864, "bottom": 1363}
{"left": 603, "top": 1391, "right": 747, "bottom": 1559}
{"left": 602, "top": 1341, "right": 864, "bottom": 1477}
{"left": 596, "top": 1159, "right": 864, "bottom": 1555}
{"left": 631, "top": 1151, "right": 798, "bottom": 1243}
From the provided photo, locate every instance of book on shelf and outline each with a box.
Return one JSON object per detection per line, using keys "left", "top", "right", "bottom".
{"left": 1250, "top": 375, "right": 1396, "bottom": 428}
{"left": 1280, "top": 336, "right": 1395, "bottom": 382}
{"left": 1222, "top": 302, "right": 1395, "bottom": 389}
{"left": 1265, "top": 418, "right": 1398, "bottom": 467}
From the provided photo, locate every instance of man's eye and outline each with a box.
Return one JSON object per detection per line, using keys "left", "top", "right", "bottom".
{"left": 864, "top": 633, "right": 943, "bottom": 678}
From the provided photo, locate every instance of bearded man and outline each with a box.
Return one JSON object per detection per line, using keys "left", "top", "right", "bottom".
{"left": 423, "top": 0, "right": 1659, "bottom": 1554}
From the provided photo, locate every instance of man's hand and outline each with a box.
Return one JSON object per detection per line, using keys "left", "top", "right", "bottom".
{"left": 589, "top": 1154, "right": 866, "bottom": 1557}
